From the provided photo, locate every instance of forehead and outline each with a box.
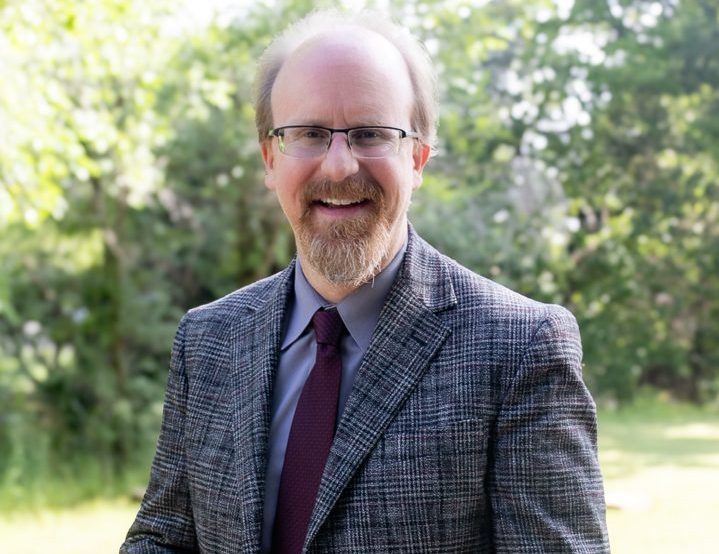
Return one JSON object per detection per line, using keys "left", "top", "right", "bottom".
{"left": 271, "top": 28, "right": 414, "bottom": 126}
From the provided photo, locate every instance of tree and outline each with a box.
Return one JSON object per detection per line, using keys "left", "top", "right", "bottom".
{"left": 1, "top": 0, "right": 717, "bottom": 506}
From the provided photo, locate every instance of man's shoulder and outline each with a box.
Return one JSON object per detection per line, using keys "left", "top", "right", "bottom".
{"left": 182, "top": 266, "right": 292, "bottom": 326}
{"left": 452, "top": 256, "right": 575, "bottom": 326}
{"left": 412, "top": 233, "right": 574, "bottom": 324}
{"left": 446, "top": 254, "right": 540, "bottom": 308}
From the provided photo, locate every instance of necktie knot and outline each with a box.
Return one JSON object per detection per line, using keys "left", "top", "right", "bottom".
{"left": 312, "top": 308, "right": 345, "bottom": 346}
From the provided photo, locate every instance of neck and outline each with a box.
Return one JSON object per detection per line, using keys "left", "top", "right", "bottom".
{"left": 300, "top": 265, "right": 360, "bottom": 304}
{"left": 296, "top": 255, "right": 369, "bottom": 304}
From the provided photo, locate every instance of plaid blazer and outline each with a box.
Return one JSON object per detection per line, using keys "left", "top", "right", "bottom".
{"left": 122, "top": 227, "right": 609, "bottom": 553}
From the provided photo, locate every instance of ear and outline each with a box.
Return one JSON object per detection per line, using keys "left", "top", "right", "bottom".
{"left": 261, "top": 140, "right": 276, "bottom": 190}
{"left": 412, "top": 142, "right": 431, "bottom": 190}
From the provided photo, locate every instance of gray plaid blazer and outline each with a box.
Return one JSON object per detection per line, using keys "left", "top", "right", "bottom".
{"left": 122, "top": 227, "right": 609, "bottom": 553}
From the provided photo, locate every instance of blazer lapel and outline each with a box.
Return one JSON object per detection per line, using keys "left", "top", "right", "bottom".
{"left": 229, "top": 264, "right": 294, "bottom": 552}
{"left": 305, "top": 229, "right": 457, "bottom": 548}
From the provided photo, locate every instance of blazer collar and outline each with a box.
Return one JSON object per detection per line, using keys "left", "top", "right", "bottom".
{"left": 397, "top": 224, "right": 457, "bottom": 313}
{"left": 305, "top": 225, "right": 457, "bottom": 548}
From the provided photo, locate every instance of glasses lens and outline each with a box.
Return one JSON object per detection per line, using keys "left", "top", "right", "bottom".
{"left": 280, "top": 127, "right": 331, "bottom": 158}
{"left": 275, "top": 126, "right": 404, "bottom": 158}
{"left": 349, "top": 127, "right": 399, "bottom": 158}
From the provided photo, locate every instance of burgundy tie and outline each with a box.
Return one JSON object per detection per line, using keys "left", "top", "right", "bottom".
{"left": 272, "top": 308, "right": 345, "bottom": 554}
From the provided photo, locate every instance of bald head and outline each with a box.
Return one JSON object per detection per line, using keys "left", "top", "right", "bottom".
{"left": 254, "top": 10, "right": 437, "bottom": 150}
{"left": 275, "top": 27, "right": 411, "bottom": 91}
{"left": 271, "top": 28, "right": 414, "bottom": 129}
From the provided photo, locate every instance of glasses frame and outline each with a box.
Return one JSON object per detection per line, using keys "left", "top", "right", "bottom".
{"left": 267, "top": 125, "right": 420, "bottom": 159}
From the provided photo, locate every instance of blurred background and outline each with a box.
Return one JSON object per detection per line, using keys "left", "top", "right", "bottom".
{"left": 1, "top": 0, "right": 717, "bottom": 551}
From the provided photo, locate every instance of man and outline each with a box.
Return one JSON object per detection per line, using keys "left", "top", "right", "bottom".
{"left": 122, "top": 9, "right": 609, "bottom": 554}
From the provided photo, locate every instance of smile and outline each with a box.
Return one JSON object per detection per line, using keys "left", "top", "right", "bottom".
{"left": 314, "top": 198, "right": 369, "bottom": 208}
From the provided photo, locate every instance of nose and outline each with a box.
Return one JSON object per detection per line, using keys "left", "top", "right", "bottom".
{"left": 320, "top": 132, "right": 360, "bottom": 182}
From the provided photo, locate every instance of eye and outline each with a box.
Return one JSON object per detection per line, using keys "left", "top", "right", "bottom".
{"left": 352, "top": 128, "right": 394, "bottom": 145}
{"left": 298, "top": 127, "right": 328, "bottom": 141}
{"left": 354, "top": 128, "right": 383, "bottom": 140}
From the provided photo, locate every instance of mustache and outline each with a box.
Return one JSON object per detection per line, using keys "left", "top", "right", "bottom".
{"left": 300, "top": 177, "right": 383, "bottom": 204}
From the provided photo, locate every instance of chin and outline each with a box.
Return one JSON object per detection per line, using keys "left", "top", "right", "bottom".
{"left": 298, "top": 216, "right": 393, "bottom": 287}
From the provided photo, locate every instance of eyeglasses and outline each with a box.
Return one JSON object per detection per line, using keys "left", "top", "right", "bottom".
{"left": 267, "top": 125, "right": 420, "bottom": 159}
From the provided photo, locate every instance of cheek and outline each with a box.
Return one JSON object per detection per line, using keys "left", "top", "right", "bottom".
{"left": 385, "top": 162, "right": 416, "bottom": 203}
{"left": 273, "top": 164, "right": 311, "bottom": 202}
{"left": 277, "top": 185, "right": 303, "bottom": 217}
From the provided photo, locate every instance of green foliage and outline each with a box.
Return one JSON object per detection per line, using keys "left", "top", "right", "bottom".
{"left": 537, "top": 0, "right": 719, "bottom": 402}
{"left": 0, "top": 0, "right": 293, "bottom": 501}
{"left": 1, "top": 0, "right": 718, "bottom": 506}
{"left": 409, "top": 0, "right": 719, "bottom": 403}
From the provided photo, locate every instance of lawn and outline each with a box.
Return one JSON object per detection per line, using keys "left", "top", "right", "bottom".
{"left": 0, "top": 497, "right": 137, "bottom": 553}
{"left": 1, "top": 400, "right": 718, "bottom": 553}
{"left": 599, "top": 400, "right": 719, "bottom": 553}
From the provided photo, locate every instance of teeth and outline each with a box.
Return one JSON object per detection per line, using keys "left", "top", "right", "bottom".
{"left": 322, "top": 198, "right": 362, "bottom": 206}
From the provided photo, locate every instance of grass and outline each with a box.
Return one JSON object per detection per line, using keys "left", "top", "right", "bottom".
{"left": 599, "top": 397, "right": 719, "bottom": 553}
{"left": 0, "top": 498, "right": 138, "bottom": 553}
{"left": 1, "top": 397, "right": 718, "bottom": 553}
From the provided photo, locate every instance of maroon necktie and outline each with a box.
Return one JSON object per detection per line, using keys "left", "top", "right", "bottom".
{"left": 272, "top": 308, "right": 345, "bottom": 554}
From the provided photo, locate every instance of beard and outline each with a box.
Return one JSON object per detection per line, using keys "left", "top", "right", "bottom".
{"left": 295, "top": 177, "right": 396, "bottom": 288}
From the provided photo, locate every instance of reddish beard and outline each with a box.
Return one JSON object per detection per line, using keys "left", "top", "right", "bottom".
{"left": 296, "top": 177, "right": 392, "bottom": 286}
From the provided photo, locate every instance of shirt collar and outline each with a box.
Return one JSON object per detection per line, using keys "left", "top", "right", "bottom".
{"left": 282, "top": 241, "right": 407, "bottom": 351}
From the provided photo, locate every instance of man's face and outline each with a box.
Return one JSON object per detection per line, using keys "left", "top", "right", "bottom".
{"left": 261, "top": 30, "right": 430, "bottom": 288}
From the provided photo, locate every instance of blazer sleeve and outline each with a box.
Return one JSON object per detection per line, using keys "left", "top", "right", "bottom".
{"left": 489, "top": 306, "right": 610, "bottom": 553}
{"left": 120, "top": 314, "right": 199, "bottom": 553}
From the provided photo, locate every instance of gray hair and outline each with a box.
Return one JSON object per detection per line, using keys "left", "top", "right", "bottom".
{"left": 253, "top": 9, "right": 438, "bottom": 151}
